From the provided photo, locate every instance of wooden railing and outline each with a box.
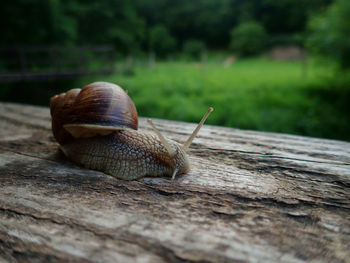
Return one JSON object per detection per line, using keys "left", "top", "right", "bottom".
{"left": 0, "top": 46, "right": 116, "bottom": 82}
{"left": 0, "top": 102, "right": 349, "bottom": 262}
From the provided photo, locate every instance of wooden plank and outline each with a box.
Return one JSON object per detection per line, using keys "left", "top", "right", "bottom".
{"left": 0, "top": 102, "right": 349, "bottom": 263}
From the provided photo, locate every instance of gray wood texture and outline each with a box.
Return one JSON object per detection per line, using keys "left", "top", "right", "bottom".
{"left": 0, "top": 102, "right": 349, "bottom": 263}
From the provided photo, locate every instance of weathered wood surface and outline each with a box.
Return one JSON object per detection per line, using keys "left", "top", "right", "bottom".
{"left": 0, "top": 102, "right": 349, "bottom": 263}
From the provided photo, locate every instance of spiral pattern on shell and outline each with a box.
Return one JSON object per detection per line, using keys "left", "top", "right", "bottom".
{"left": 50, "top": 82, "right": 138, "bottom": 144}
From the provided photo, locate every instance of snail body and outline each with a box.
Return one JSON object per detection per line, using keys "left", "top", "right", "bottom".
{"left": 60, "top": 129, "right": 189, "bottom": 180}
{"left": 50, "top": 82, "right": 212, "bottom": 180}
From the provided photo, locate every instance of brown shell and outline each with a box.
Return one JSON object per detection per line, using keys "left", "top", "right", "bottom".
{"left": 50, "top": 82, "right": 138, "bottom": 145}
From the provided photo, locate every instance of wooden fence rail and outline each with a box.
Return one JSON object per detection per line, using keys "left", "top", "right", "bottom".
{"left": 0, "top": 102, "right": 349, "bottom": 262}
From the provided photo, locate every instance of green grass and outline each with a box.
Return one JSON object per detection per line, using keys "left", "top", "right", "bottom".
{"left": 79, "top": 58, "right": 349, "bottom": 141}
{"left": 2, "top": 57, "right": 348, "bottom": 141}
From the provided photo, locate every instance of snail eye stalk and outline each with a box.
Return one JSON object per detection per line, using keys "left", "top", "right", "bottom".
{"left": 147, "top": 119, "right": 174, "bottom": 157}
{"left": 171, "top": 168, "right": 179, "bottom": 181}
{"left": 183, "top": 107, "right": 213, "bottom": 151}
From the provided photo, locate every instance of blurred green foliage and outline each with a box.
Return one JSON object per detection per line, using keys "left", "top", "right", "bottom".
{"left": 68, "top": 57, "right": 349, "bottom": 141}
{"left": 1, "top": 0, "right": 332, "bottom": 53}
{"left": 149, "top": 25, "right": 176, "bottom": 57}
{"left": 230, "top": 21, "right": 268, "bottom": 56}
{"left": 0, "top": 0, "right": 144, "bottom": 53}
{"left": 307, "top": 0, "right": 350, "bottom": 69}
{"left": 182, "top": 40, "right": 206, "bottom": 60}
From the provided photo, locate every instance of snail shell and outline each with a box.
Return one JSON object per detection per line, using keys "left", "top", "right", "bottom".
{"left": 50, "top": 82, "right": 138, "bottom": 144}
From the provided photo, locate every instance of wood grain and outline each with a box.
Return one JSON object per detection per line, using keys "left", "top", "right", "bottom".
{"left": 0, "top": 102, "right": 349, "bottom": 263}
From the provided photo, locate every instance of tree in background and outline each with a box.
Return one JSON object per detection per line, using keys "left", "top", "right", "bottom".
{"left": 0, "top": 0, "right": 77, "bottom": 45}
{"left": 136, "top": 0, "right": 332, "bottom": 50}
{"left": 0, "top": 0, "right": 336, "bottom": 55}
{"left": 0, "top": 0, "right": 145, "bottom": 54}
{"left": 230, "top": 21, "right": 268, "bottom": 56}
{"left": 69, "top": 0, "right": 145, "bottom": 54}
{"left": 307, "top": 0, "right": 350, "bottom": 69}
{"left": 182, "top": 39, "right": 206, "bottom": 60}
{"left": 149, "top": 25, "right": 176, "bottom": 58}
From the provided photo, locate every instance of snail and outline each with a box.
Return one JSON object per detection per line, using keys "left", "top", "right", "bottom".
{"left": 50, "top": 82, "right": 213, "bottom": 180}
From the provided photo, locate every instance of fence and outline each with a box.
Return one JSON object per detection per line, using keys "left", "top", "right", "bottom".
{"left": 0, "top": 46, "right": 116, "bottom": 82}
